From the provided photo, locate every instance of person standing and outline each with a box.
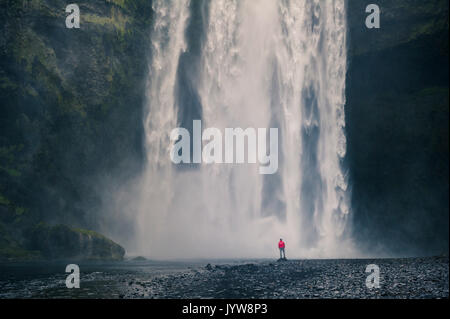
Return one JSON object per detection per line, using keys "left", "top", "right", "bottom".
{"left": 278, "top": 238, "right": 286, "bottom": 259}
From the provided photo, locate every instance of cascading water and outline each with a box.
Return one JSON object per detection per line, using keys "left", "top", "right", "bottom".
{"left": 136, "top": 0, "right": 354, "bottom": 259}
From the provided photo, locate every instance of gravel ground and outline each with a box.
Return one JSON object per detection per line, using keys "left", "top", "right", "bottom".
{"left": 0, "top": 257, "right": 447, "bottom": 299}
{"left": 118, "top": 257, "right": 449, "bottom": 299}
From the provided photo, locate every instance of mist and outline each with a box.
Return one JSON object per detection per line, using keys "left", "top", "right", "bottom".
{"left": 106, "top": 0, "right": 355, "bottom": 260}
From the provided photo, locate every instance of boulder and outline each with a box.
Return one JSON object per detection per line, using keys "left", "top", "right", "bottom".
{"left": 28, "top": 223, "right": 125, "bottom": 261}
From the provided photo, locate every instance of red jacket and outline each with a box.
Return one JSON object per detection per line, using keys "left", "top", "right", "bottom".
{"left": 278, "top": 240, "right": 285, "bottom": 249}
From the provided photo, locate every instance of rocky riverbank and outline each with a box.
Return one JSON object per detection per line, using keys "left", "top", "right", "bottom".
{"left": 118, "top": 257, "right": 448, "bottom": 299}
{"left": 2, "top": 256, "right": 446, "bottom": 298}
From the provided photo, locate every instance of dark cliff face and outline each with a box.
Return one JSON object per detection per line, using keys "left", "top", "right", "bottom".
{"left": 0, "top": 0, "right": 153, "bottom": 259}
{"left": 0, "top": 1, "right": 448, "bottom": 259}
{"left": 28, "top": 223, "right": 125, "bottom": 261}
{"left": 346, "top": 0, "right": 449, "bottom": 256}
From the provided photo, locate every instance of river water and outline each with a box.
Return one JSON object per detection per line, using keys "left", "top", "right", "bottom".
{"left": 0, "top": 259, "right": 255, "bottom": 298}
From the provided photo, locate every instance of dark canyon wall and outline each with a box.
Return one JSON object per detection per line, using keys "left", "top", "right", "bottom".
{"left": 346, "top": 0, "right": 449, "bottom": 256}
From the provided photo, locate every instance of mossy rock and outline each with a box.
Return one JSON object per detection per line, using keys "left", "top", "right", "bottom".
{"left": 131, "top": 256, "right": 146, "bottom": 261}
{"left": 28, "top": 223, "right": 125, "bottom": 261}
{"left": 0, "top": 219, "right": 42, "bottom": 261}
{"left": 0, "top": 245, "right": 42, "bottom": 262}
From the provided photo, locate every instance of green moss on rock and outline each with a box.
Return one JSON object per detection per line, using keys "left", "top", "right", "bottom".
{"left": 28, "top": 223, "right": 125, "bottom": 261}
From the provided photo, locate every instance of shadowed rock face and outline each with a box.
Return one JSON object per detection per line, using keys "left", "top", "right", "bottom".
{"left": 0, "top": 0, "right": 153, "bottom": 260}
{"left": 346, "top": 0, "right": 449, "bottom": 256}
{"left": 28, "top": 223, "right": 125, "bottom": 261}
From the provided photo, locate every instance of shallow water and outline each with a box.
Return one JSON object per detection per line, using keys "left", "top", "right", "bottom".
{"left": 0, "top": 259, "right": 260, "bottom": 298}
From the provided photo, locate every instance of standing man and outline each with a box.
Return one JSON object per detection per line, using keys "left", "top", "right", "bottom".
{"left": 278, "top": 238, "right": 286, "bottom": 260}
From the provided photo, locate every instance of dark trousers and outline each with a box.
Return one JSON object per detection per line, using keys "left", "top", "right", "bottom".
{"left": 279, "top": 247, "right": 286, "bottom": 259}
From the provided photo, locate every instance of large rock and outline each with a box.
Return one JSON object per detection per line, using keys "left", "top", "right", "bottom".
{"left": 28, "top": 223, "right": 125, "bottom": 261}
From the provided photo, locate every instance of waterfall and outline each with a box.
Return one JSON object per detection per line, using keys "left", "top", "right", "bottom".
{"left": 136, "top": 0, "right": 353, "bottom": 259}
